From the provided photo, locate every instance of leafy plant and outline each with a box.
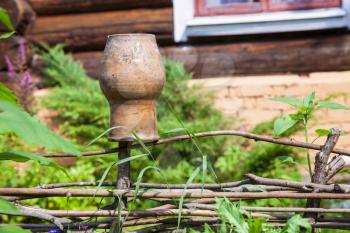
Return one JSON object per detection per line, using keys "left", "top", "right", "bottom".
{"left": 271, "top": 92, "right": 350, "bottom": 179}
{"left": 190, "top": 198, "right": 311, "bottom": 233}
{"left": 36, "top": 44, "right": 109, "bottom": 146}
{"left": 0, "top": 72, "right": 79, "bottom": 232}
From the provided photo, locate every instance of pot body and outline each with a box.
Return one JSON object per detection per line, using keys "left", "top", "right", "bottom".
{"left": 100, "top": 34, "right": 165, "bottom": 142}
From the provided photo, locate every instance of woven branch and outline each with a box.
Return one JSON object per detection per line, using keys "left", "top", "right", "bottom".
{"left": 44, "top": 130, "right": 350, "bottom": 158}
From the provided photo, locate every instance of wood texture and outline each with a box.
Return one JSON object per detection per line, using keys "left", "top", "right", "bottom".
{"left": 305, "top": 128, "right": 341, "bottom": 219}
{"left": 28, "top": 0, "right": 172, "bottom": 15}
{"left": 28, "top": 8, "right": 173, "bottom": 51}
{"left": 73, "top": 33, "right": 350, "bottom": 78}
{"left": 0, "top": 0, "right": 36, "bottom": 35}
{"left": 100, "top": 34, "right": 164, "bottom": 142}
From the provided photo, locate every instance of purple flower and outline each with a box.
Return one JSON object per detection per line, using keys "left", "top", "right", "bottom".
{"left": 4, "top": 55, "right": 18, "bottom": 81}
{"left": 239, "top": 127, "right": 246, "bottom": 132}
{"left": 18, "top": 38, "right": 26, "bottom": 66}
{"left": 20, "top": 71, "right": 32, "bottom": 87}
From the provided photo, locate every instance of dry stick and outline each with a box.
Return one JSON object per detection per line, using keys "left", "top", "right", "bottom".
{"left": 110, "top": 141, "right": 131, "bottom": 233}
{"left": 269, "top": 222, "right": 350, "bottom": 230}
{"left": 6, "top": 216, "right": 350, "bottom": 231}
{"left": 242, "top": 206, "right": 350, "bottom": 214}
{"left": 245, "top": 174, "right": 341, "bottom": 193}
{"left": 6, "top": 188, "right": 350, "bottom": 199}
{"left": 325, "top": 154, "right": 350, "bottom": 181}
{"left": 305, "top": 128, "right": 341, "bottom": 221}
{"left": 1, "top": 204, "right": 71, "bottom": 230}
{"left": 10, "top": 208, "right": 291, "bottom": 220}
{"left": 38, "top": 181, "right": 116, "bottom": 189}
{"left": 144, "top": 202, "right": 350, "bottom": 215}
{"left": 43, "top": 130, "right": 350, "bottom": 158}
{"left": 2, "top": 218, "right": 219, "bottom": 231}
{"left": 35, "top": 179, "right": 251, "bottom": 190}
{"left": 7, "top": 181, "right": 350, "bottom": 203}
{"left": 135, "top": 220, "right": 350, "bottom": 233}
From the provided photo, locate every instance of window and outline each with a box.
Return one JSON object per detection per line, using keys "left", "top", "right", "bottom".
{"left": 195, "top": 0, "right": 262, "bottom": 16}
{"left": 266, "top": 0, "right": 341, "bottom": 11}
{"left": 195, "top": 0, "right": 341, "bottom": 16}
{"left": 173, "top": 0, "right": 350, "bottom": 42}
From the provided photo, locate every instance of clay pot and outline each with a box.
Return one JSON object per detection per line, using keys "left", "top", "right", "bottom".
{"left": 100, "top": 34, "right": 165, "bottom": 142}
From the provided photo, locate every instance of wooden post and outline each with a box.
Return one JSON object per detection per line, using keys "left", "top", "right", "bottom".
{"left": 305, "top": 128, "right": 341, "bottom": 223}
{"left": 99, "top": 34, "right": 165, "bottom": 232}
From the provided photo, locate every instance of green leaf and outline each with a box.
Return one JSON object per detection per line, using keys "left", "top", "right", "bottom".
{"left": 201, "top": 155, "right": 207, "bottom": 192}
{"left": 248, "top": 218, "right": 266, "bottom": 233}
{"left": 134, "top": 166, "right": 161, "bottom": 201}
{"left": 95, "top": 153, "right": 148, "bottom": 195}
{"left": 0, "top": 151, "right": 56, "bottom": 167}
{"left": 0, "top": 226, "right": 31, "bottom": 233}
{"left": 270, "top": 97, "right": 302, "bottom": 108}
{"left": 273, "top": 116, "right": 299, "bottom": 137}
{"left": 0, "top": 8, "right": 15, "bottom": 40}
{"left": 0, "top": 8, "right": 15, "bottom": 31}
{"left": 282, "top": 215, "right": 311, "bottom": 233}
{"left": 0, "top": 152, "right": 68, "bottom": 177}
{"left": 215, "top": 198, "right": 249, "bottom": 233}
{"left": 315, "top": 128, "right": 330, "bottom": 137}
{"left": 317, "top": 101, "right": 350, "bottom": 110}
{"left": 88, "top": 126, "right": 125, "bottom": 146}
{"left": 0, "top": 100, "right": 80, "bottom": 155}
{"left": 161, "top": 127, "right": 186, "bottom": 134}
{"left": 0, "top": 83, "right": 18, "bottom": 104}
{"left": 0, "top": 31, "right": 15, "bottom": 39}
{"left": 177, "top": 165, "right": 201, "bottom": 230}
{"left": 303, "top": 92, "right": 315, "bottom": 108}
{"left": 203, "top": 224, "right": 215, "bottom": 233}
{"left": 0, "top": 198, "right": 18, "bottom": 213}
{"left": 278, "top": 156, "right": 296, "bottom": 165}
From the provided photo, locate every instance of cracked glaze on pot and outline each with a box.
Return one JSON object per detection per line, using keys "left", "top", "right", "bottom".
{"left": 100, "top": 34, "right": 165, "bottom": 142}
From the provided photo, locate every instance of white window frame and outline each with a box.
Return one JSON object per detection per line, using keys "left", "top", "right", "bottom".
{"left": 173, "top": 0, "right": 350, "bottom": 42}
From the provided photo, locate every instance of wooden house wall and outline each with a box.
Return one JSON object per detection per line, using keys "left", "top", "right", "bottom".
{"left": 2, "top": 0, "right": 350, "bottom": 79}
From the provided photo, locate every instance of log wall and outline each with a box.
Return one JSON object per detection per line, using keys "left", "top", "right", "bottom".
{"left": 28, "top": 8, "right": 174, "bottom": 51}
{"left": 28, "top": 0, "right": 172, "bottom": 15}
{"left": 74, "top": 33, "right": 350, "bottom": 79}
{"left": 2, "top": 0, "right": 350, "bottom": 78}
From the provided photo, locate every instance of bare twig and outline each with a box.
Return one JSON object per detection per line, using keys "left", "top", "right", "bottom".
{"left": 4, "top": 188, "right": 350, "bottom": 199}
{"left": 38, "top": 182, "right": 116, "bottom": 189}
{"left": 43, "top": 130, "right": 350, "bottom": 158}
{"left": 2, "top": 204, "right": 71, "bottom": 230}
{"left": 326, "top": 155, "right": 350, "bottom": 181}
{"left": 36, "top": 179, "right": 251, "bottom": 190}
{"left": 245, "top": 174, "right": 338, "bottom": 192}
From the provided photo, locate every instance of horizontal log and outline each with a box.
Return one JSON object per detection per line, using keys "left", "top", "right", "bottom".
{"left": 28, "top": 8, "right": 173, "bottom": 51}
{"left": 73, "top": 33, "right": 350, "bottom": 78}
{"left": 0, "top": 0, "right": 36, "bottom": 35}
{"left": 28, "top": 0, "right": 172, "bottom": 15}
